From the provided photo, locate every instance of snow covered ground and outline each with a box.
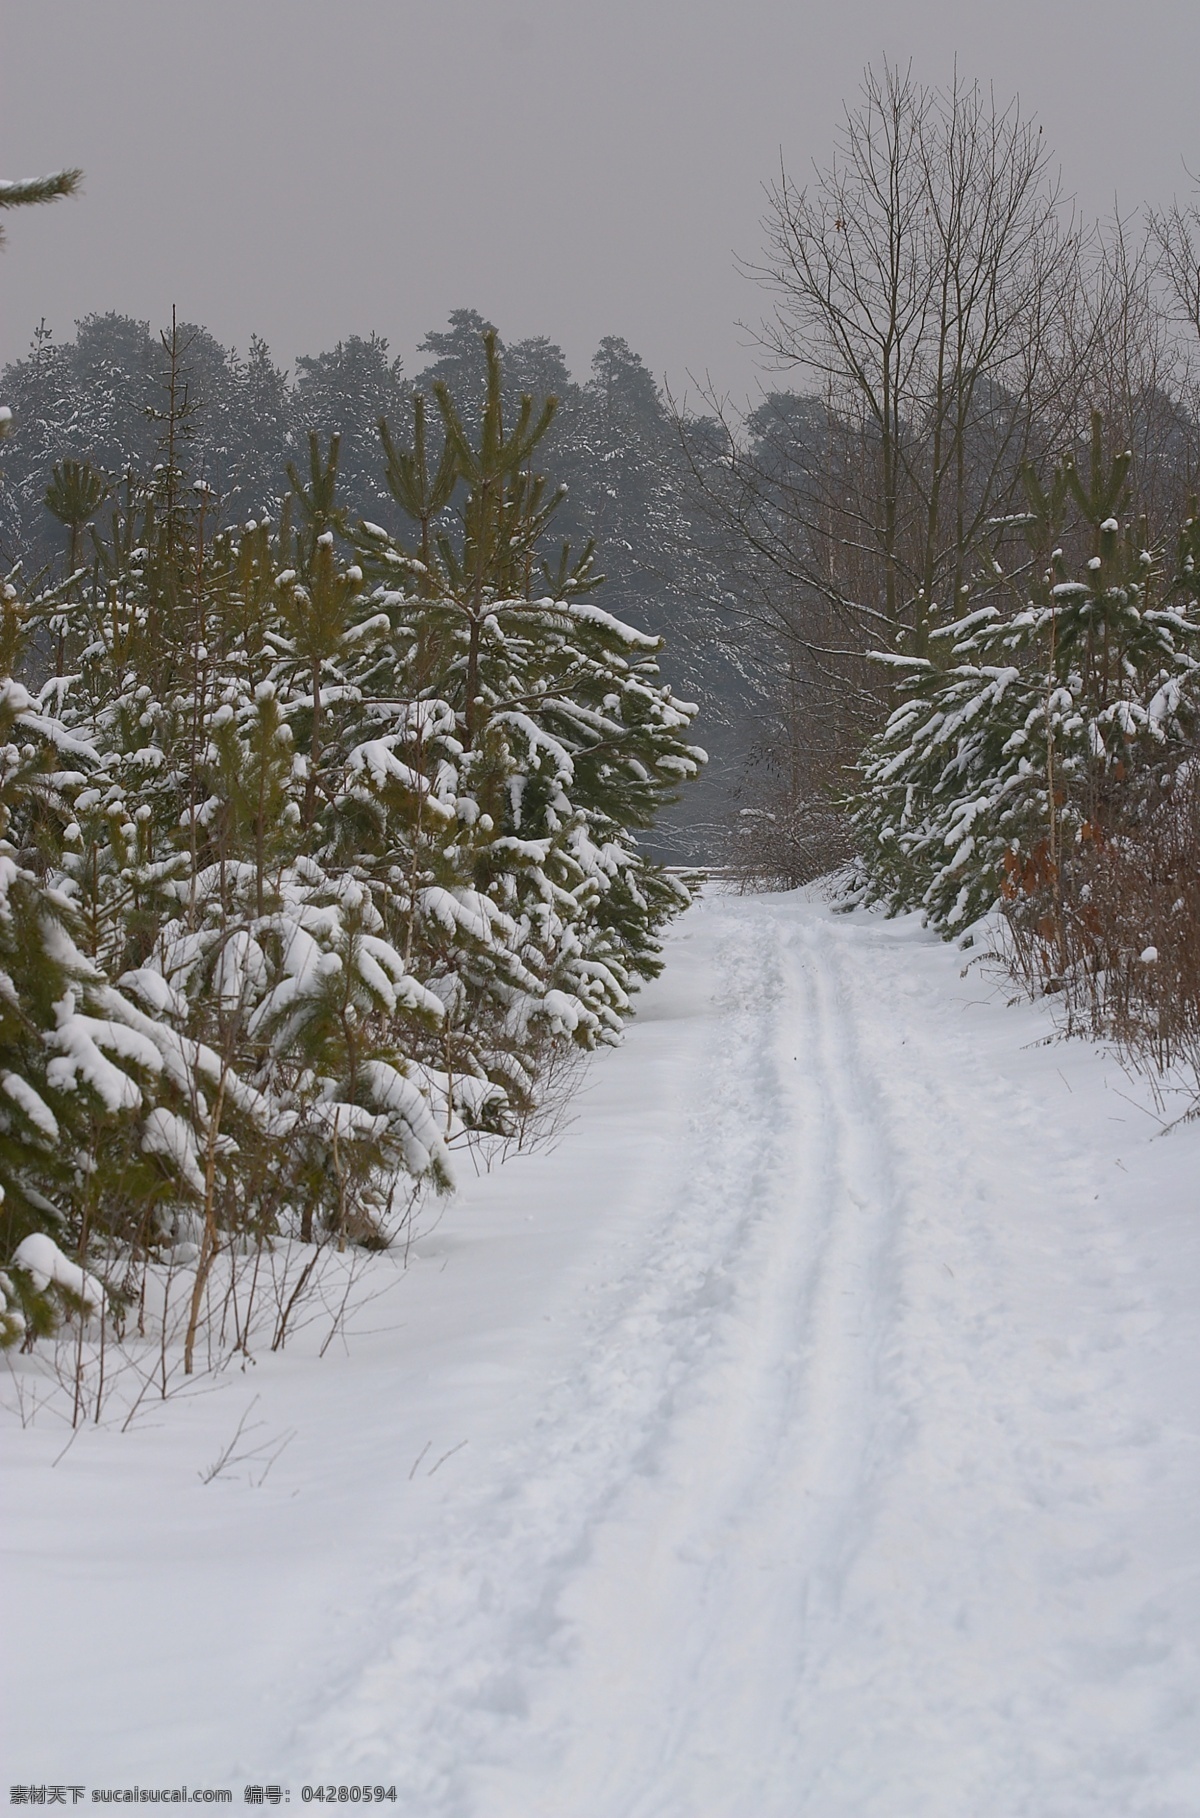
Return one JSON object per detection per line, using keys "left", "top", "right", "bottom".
{"left": 4, "top": 888, "right": 1200, "bottom": 1816}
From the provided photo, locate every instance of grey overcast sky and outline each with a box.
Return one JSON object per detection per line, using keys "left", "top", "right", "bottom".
{"left": 2, "top": 0, "right": 1198, "bottom": 404}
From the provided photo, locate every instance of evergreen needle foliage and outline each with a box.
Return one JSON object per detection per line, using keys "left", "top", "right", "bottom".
{"left": 0, "top": 330, "right": 702, "bottom": 1352}
{"left": 0, "top": 169, "right": 83, "bottom": 250}
{"left": 854, "top": 418, "right": 1200, "bottom": 947}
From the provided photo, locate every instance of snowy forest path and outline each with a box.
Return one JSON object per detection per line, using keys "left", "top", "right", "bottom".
{"left": 288, "top": 893, "right": 1196, "bottom": 1815}
{"left": 6, "top": 891, "right": 1198, "bottom": 1817}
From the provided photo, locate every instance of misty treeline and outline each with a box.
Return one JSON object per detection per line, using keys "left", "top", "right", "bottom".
{"left": 681, "top": 64, "right": 1200, "bottom": 1096}
{"left": 0, "top": 301, "right": 710, "bottom": 1379}
{"left": 0, "top": 307, "right": 743, "bottom": 823}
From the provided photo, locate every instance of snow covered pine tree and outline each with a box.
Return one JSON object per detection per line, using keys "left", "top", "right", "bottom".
{"left": 854, "top": 418, "right": 1200, "bottom": 960}
{"left": 0, "top": 320, "right": 702, "bottom": 1352}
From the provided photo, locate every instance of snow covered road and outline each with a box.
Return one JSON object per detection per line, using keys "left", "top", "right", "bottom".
{"left": 5, "top": 891, "right": 1200, "bottom": 1815}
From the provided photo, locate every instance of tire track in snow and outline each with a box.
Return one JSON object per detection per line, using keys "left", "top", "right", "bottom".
{"left": 285, "top": 896, "right": 806, "bottom": 1812}
{"left": 472, "top": 902, "right": 1188, "bottom": 1818}
{"left": 368, "top": 898, "right": 928, "bottom": 1818}
{"left": 585, "top": 905, "right": 921, "bottom": 1818}
{"left": 776, "top": 911, "right": 1193, "bottom": 1818}
{"left": 286, "top": 895, "right": 1197, "bottom": 1817}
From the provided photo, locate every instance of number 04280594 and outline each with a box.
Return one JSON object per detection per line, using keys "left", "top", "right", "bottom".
{"left": 300, "top": 1789, "right": 397, "bottom": 1803}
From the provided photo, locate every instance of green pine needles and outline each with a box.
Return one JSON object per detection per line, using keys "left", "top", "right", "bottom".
{"left": 854, "top": 416, "right": 1200, "bottom": 942}
{"left": 0, "top": 330, "right": 704, "bottom": 1353}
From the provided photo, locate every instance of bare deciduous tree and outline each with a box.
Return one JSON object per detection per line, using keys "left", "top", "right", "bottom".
{"left": 677, "top": 65, "right": 1089, "bottom": 877}
{"left": 1147, "top": 188, "right": 1200, "bottom": 488}
{"left": 680, "top": 68, "right": 1200, "bottom": 882}
{"left": 748, "top": 64, "right": 1079, "bottom": 657}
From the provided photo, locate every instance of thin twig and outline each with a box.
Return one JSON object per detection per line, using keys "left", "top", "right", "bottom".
{"left": 427, "top": 1439, "right": 468, "bottom": 1477}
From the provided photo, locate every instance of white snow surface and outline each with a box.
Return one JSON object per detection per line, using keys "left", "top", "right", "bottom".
{"left": 4, "top": 889, "right": 1200, "bottom": 1814}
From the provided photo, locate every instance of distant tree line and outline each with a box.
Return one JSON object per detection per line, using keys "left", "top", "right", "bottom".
{"left": 0, "top": 306, "right": 749, "bottom": 856}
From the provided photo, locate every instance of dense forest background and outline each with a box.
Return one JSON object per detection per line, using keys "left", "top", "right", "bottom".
{"left": 0, "top": 306, "right": 759, "bottom": 859}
